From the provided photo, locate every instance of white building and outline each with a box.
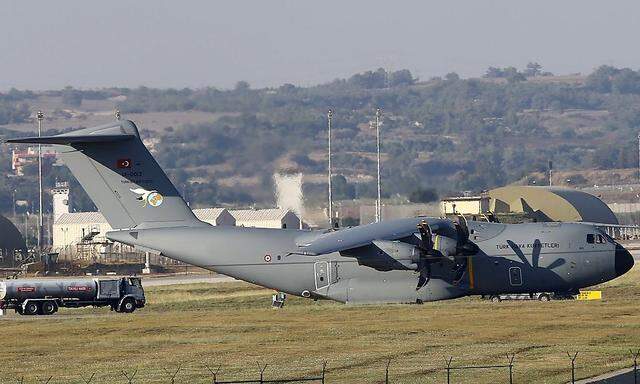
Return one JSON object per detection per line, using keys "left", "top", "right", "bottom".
{"left": 193, "top": 208, "right": 236, "bottom": 226}
{"left": 230, "top": 208, "right": 301, "bottom": 229}
{"left": 53, "top": 212, "right": 110, "bottom": 250}
{"left": 51, "top": 182, "right": 70, "bottom": 222}
{"left": 440, "top": 196, "right": 490, "bottom": 215}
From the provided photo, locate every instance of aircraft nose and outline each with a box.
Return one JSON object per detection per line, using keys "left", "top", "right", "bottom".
{"left": 615, "top": 244, "right": 634, "bottom": 277}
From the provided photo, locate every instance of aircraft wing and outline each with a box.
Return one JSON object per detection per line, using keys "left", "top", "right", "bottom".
{"left": 291, "top": 217, "right": 438, "bottom": 256}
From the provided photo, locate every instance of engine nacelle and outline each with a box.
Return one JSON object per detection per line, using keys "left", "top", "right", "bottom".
{"left": 363, "top": 240, "right": 420, "bottom": 271}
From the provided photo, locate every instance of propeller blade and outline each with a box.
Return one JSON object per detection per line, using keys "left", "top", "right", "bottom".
{"left": 532, "top": 239, "right": 541, "bottom": 268}
{"left": 416, "top": 220, "right": 433, "bottom": 290}
{"left": 416, "top": 262, "right": 430, "bottom": 290}
{"left": 455, "top": 215, "right": 470, "bottom": 245}
{"left": 547, "top": 258, "right": 566, "bottom": 269}
{"left": 417, "top": 220, "right": 433, "bottom": 250}
{"left": 453, "top": 216, "right": 478, "bottom": 256}
{"left": 506, "top": 240, "right": 533, "bottom": 268}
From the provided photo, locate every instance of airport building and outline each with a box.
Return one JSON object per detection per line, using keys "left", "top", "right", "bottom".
{"left": 230, "top": 208, "right": 301, "bottom": 229}
{"left": 440, "top": 196, "right": 490, "bottom": 216}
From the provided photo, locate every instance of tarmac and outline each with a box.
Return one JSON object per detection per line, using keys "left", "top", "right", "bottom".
{"left": 140, "top": 273, "right": 236, "bottom": 287}
{"left": 574, "top": 367, "right": 638, "bottom": 384}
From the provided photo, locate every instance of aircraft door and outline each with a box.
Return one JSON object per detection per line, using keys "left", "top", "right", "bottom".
{"left": 330, "top": 262, "right": 338, "bottom": 284}
{"left": 314, "top": 261, "right": 329, "bottom": 290}
{"left": 509, "top": 267, "right": 523, "bottom": 286}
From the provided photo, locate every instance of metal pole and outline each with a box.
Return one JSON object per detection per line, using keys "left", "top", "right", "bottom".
{"left": 375, "top": 108, "right": 382, "bottom": 223}
{"left": 385, "top": 358, "right": 391, "bottom": 384}
{"left": 327, "top": 109, "right": 333, "bottom": 228}
{"left": 37, "top": 111, "right": 44, "bottom": 252}
{"left": 24, "top": 213, "right": 28, "bottom": 248}
{"left": 637, "top": 133, "right": 640, "bottom": 183}
{"left": 446, "top": 357, "right": 452, "bottom": 384}
{"left": 507, "top": 354, "right": 515, "bottom": 384}
{"left": 567, "top": 352, "right": 578, "bottom": 384}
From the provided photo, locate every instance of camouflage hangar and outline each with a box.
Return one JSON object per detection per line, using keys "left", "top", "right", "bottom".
{"left": 488, "top": 186, "right": 619, "bottom": 225}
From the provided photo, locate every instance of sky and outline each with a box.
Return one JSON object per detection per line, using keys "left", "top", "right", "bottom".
{"left": 1, "top": 0, "right": 640, "bottom": 90}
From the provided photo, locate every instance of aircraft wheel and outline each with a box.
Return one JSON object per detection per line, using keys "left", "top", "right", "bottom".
{"left": 121, "top": 298, "right": 136, "bottom": 314}
{"left": 490, "top": 295, "right": 501, "bottom": 303}
{"left": 41, "top": 301, "right": 58, "bottom": 315}
{"left": 538, "top": 294, "right": 551, "bottom": 302}
{"left": 23, "top": 302, "right": 40, "bottom": 316}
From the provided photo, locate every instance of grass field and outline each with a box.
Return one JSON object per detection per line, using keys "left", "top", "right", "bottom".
{"left": 3, "top": 267, "right": 640, "bottom": 384}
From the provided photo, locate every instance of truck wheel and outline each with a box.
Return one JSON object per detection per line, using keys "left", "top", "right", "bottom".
{"left": 23, "top": 302, "right": 40, "bottom": 316}
{"left": 538, "top": 294, "right": 551, "bottom": 302}
{"left": 121, "top": 298, "right": 136, "bottom": 314}
{"left": 41, "top": 301, "right": 58, "bottom": 315}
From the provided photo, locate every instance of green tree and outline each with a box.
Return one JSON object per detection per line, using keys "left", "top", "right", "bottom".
{"left": 331, "top": 175, "right": 356, "bottom": 200}
{"left": 524, "top": 62, "right": 542, "bottom": 77}
{"left": 408, "top": 188, "right": 438, "bottom": 203}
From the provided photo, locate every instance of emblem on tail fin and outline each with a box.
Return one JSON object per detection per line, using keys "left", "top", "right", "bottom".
{"left": 129, "top": 188, "right": 164, "bottom": 207}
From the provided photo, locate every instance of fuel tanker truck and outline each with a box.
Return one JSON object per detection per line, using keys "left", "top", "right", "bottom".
{"left": 0, "top": 277, "right": 145, "bottom": 315}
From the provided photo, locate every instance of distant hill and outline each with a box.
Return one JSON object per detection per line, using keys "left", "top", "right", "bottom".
{"left": 2, "top": 64, "right": 640, "bottom": 213}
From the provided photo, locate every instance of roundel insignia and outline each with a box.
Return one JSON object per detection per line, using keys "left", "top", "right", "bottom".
{"left": 147, "top": 192, "right": 164, "bottom": 207}
{"left": 264, "top": 254, "right": 272, "bottom": 262}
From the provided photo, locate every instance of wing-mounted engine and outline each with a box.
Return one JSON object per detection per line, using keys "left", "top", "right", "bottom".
{"left": 351, "top": 240, "right": 420, "bottom": 271}
{"left": 290, "top": 216, "right": 480, "bottom": 289}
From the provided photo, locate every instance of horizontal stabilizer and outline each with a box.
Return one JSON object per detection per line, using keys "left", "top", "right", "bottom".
{"left": 6, "top": 134, "right": 135, "bottom": 145}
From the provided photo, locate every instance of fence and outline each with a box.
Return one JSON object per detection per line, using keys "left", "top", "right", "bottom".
{"left": 6, "top": 351, "right": 640, "bottom": 383}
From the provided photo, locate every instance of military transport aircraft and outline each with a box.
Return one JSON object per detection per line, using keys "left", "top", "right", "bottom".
{"left": 7, "top": 120, "right": 634, "bottom": 304}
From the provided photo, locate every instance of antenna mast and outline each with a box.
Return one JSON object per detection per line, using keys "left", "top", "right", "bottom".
{"left": 36, "top": 111, "right": 44, "bottom": 251}
{"left": 327, "top": 109, "right": 334, "bottom": 228}
{"left": 375, "top": 108, "right": 382, "bottom": 222}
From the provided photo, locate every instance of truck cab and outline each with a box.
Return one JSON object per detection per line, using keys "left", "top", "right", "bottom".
{"left": 121, "top": 277, "right": 146, "bottom": 311}
{"left": 98, "top": 277, "right": 146, "bottom": 313}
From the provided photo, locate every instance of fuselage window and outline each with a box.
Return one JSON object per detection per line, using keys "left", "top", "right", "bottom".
{"left": 587, "top": 234, "right": 595, "bottom": 244}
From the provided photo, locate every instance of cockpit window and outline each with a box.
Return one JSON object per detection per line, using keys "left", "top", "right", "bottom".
{"left": 587, "top": 233, "right": 606, "bottom": 244}
{"left": 601, "top": 232, "right": 615, "bottom": 243}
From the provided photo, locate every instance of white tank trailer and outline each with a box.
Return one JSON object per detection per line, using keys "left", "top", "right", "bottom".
{"left": 0, "top": 277, "right": 145, "bottom": 316}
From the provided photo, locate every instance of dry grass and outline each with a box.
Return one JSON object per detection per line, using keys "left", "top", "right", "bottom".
{"left": 2, "top": 267, "right": 640, "bottom": 383}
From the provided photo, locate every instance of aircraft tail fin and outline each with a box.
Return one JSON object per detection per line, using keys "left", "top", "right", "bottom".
{"left": 7, "top": 120, "right": 208, "bottom": 229}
